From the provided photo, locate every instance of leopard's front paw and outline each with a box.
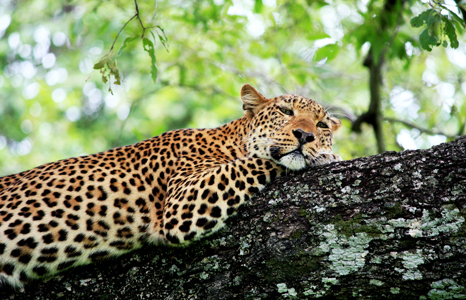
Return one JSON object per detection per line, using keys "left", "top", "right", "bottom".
{"left": 330, "top": 153, "right": 342, "bottom": 162}
{"left": 314, "top": 153, "right": 342, "bottom": 165}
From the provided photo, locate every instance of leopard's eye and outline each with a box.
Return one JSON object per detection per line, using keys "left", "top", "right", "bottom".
{"left": 279, "top": 108, "right": 293, "bottom": 116}
{"left": 317, "top": 121, "right": 328, "bottom": 128}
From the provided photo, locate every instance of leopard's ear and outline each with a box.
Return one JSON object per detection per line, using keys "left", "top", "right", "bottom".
{"left": 241, "top": 84, "right": 269, "bottom": 118}
{"left": 330, "top": 116, "right": 341, "bottom": 132}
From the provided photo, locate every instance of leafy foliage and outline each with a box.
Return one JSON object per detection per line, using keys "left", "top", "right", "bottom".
{"left": 411, "top": 5, "right": 465, "bottom": 51}
{"left": 92, "top": 2, "right": 170, "bottom": 91}
{"left": 92, "top": 50, "right": 121, "bottom": 93}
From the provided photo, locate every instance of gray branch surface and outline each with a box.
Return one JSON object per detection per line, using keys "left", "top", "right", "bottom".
{"left": 2, "top": 136, "right": 466, "bottom": 300}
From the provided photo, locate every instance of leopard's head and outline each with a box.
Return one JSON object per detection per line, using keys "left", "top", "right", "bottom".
{"left": 241, "top": 84, "right": 341, "bottom": 170}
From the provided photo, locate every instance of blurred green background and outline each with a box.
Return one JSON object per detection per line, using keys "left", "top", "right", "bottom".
{"left": 0, "top": 0, "right": 465, "bottom": 176}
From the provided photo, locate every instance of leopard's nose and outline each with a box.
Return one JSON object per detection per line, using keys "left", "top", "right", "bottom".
{"left": 292, "top": 129, "right": 315, "bottom": 145}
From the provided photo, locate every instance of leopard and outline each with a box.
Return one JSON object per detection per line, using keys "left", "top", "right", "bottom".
{"left": 0, "top": 84, "right": 342, "bottom": 288}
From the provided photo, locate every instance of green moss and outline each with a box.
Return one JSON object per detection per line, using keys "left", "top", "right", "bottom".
{"left": 383, "top": 202, "right": 405, "bottom": 219}
{"left": 330, "top": 213, "right": 382, "bottom": 238}
{"left": 299, "top": 207, "right": 308, "bottom": 217}
{"left": 265, "top": 255, "right": 321, "bottom": 281}
{"left": 291, "top": 230, "right": 304, "bottom": 240}
{"left": 272, "top": 212, "right": 282, "bottom": 223}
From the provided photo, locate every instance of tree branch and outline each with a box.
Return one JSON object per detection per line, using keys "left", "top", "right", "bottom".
{"left": 384, "top": 117, "right": 459, "bottom": 138}
{"left": 3, "top": 137, "right": 466, "bottom": 299}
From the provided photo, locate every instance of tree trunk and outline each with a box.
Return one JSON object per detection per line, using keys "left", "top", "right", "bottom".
{"left": 2, "top": 136, "right": 466, "bottom": 300}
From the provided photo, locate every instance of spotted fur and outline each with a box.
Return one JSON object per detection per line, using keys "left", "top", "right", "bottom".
{"left": 0, "top": 84, "right": 341, "bottom": 287}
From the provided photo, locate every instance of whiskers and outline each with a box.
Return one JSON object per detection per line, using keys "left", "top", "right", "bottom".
{"left": 233, "top": 134, "right": 268, "bottom": 147}
{"left": 328, "top": 109, "right": 356, "bottom": 122}
{"left": 246, "top": 137, "right": 274, "bottom": 148}
{"left": 277, "top": 84, "right": 291, "bottom": 95}
{"left": 322, "top": 95, "right": 357, "bottom": 121}
{"left": 232, "top": 127, "right": 284, "bottom": 150}
{"left": 328, "top": 112, "right": 350, "bottom": 118}
{"left": 322, "top": 95, "right": 340, "bottom": 113}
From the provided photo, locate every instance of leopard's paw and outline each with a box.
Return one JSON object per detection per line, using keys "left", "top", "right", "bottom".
{"left": 314, "top": 153, "right": 342, "bottom": 165}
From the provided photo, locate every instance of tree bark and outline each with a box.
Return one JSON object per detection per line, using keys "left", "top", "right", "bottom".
{"left": 2, "top": 136, "right": 466, "bottom": 300}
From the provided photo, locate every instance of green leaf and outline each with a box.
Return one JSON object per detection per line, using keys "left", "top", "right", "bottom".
{"left": 109, "top": 61, "right": 121, "bottom": 85}
{"left": 419, "top": 28, "right": 437, "bottom": 51}
{"left": 444, "top": 8, "right": 466, "bottom": 29}
{"left": 142, "top": 37, "right": 158, "bottom": 83}
{"left": 410, "top": 9, "right": 440, "bottom": 28}
{"left": 443, "top": 17, "right": 459, "bottom": 48}
{"left": 93, "top": 55, "right": 108, "bottom": 70}
{"left": 156, "top": 26, "right": 170, "bottom": 52}
{"left": 314, "top": 44, "right": 339, "bottom": 62}
{"left": 426, "top": 11, "right": 440, "bottom": 27}
{"left": 149, "top": 30, "right": 157, "bottom": 44}
{"left": 410, "top": 15, "right": 423, "bottom": 28}
{"left": 156, "top": 26, "right": 168, "bottom": 42}
{"left": 410, "top": 9, "right": 432, "bottom": 28}
{"left": 118, "top": 36, "right": 140, "bottom": 56}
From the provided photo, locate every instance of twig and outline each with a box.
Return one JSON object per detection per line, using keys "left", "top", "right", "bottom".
{"left": 453, "top": 0, "right": 466, "bottom": 22}
{"left": 134, "top": 0, "right": 146, "bottom": 38}
{"left": 109, "top": 13, "right": 138, "bottom": 52}
{"left": 107, "top": 0, "right": 155, "bottom": 53}
{"left": 384, "top": 117, "right": 458, "bottom": 138}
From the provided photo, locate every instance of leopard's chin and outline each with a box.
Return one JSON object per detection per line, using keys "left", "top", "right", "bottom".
{"left": 276, "top": 150, "right": 307, "bottom": 171}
